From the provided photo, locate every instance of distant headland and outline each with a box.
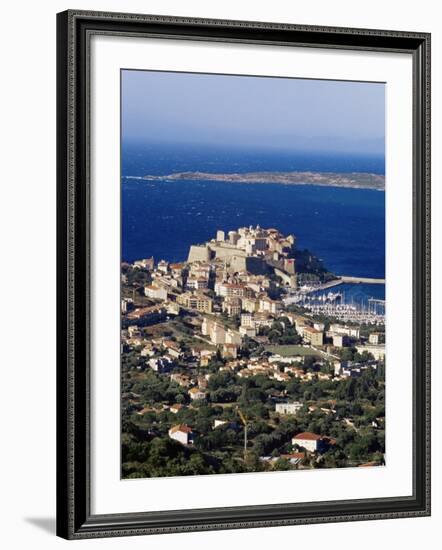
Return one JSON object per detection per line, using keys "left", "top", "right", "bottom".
{"left": 126, "top": 170, "right": 385, "bottom": 191}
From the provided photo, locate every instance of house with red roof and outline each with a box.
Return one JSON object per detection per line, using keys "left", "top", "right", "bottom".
{"left": 168, "top": 424, "right": 194, "bottom": 445}
{"left": 292, "top": 432, "right": 335, "bottom": 453}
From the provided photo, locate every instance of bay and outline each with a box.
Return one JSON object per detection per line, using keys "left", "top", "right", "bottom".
{"left": 121, "top": 143, "right": 385, "bottom": 300}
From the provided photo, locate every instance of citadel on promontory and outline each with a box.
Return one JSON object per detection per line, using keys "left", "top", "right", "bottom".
{"left": 188, "top": 225, "right": 297, "bottom": 288}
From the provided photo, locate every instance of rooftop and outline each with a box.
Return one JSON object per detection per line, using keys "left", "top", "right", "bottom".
{"left": 293, "top": 432, "right": 322, "bottom": 441}
{"left": 303, "top": 326, "right": 320, "bottom": 334}
{"left": 189, "top": 387, "right": 206, "bottom": 394}
{"left": 169, "top": 424, "right": 192, "bottom": 434}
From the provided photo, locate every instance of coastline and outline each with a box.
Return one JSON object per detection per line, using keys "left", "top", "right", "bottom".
{"left": 122, "top": 174, "right": 385, "bottom": 275}
{"left": 125, "top": 170, "right": 385, "bottom": 191}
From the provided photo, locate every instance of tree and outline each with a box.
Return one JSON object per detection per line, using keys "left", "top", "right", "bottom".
{"left": 273, "top": 458, "right": 291, "bottom": 471}
{"left": 303, "top": 356, "right": 317, "bottom": 369}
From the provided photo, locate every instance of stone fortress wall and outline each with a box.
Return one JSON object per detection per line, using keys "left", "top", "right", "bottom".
{"left": 187, "top": 226, "right": 298, "bottom": 284}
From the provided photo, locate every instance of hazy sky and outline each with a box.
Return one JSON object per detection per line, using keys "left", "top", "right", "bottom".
{"left": 122, "top": 69, "right": 385, "bottom": 156}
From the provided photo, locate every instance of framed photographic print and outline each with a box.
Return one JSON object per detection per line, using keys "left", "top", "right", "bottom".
{"left": 56, "top": 10, "right": 431, "bottom": 539}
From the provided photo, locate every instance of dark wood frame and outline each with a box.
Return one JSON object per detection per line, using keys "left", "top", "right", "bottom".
{"left": 56, "top": 9, "right": 431, "bottom": 540}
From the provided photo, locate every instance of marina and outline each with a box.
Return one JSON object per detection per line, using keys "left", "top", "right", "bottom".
{"left": 284, "top": 279, "right": 385, "bottom": 324}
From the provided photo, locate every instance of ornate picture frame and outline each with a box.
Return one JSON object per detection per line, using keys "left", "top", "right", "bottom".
{"left": 56, "top": 10, "right": 430, "bottom": 539}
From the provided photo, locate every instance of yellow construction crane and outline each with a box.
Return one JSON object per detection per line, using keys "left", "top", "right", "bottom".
{"left": 236, "top": 407, "right": 248, "bottom": 461}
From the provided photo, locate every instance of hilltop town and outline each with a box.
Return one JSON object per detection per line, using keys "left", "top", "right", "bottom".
{"left": 121, "top": 226, "right": 385, "bottom": 478}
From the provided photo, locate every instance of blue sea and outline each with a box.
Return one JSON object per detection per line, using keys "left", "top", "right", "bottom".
{"left": 122, "top": 143, "right": 385, "bottom": 301}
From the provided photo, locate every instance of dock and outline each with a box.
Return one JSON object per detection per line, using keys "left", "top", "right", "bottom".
{"left": 302, "top": 275, "right": 385, "bottom": 292}
{"left": 338, "top": 275, "right": 385, "bottom": 284}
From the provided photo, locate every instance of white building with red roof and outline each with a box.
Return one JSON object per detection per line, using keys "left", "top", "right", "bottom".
{"left": 292, "top": 432, "right": 323, "bottom": 453}
{"left": 188, "top": 387, "right": 207, "bottom": 401}
{"left": 168, "top": 424, "right": 194, "bottom": 445}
